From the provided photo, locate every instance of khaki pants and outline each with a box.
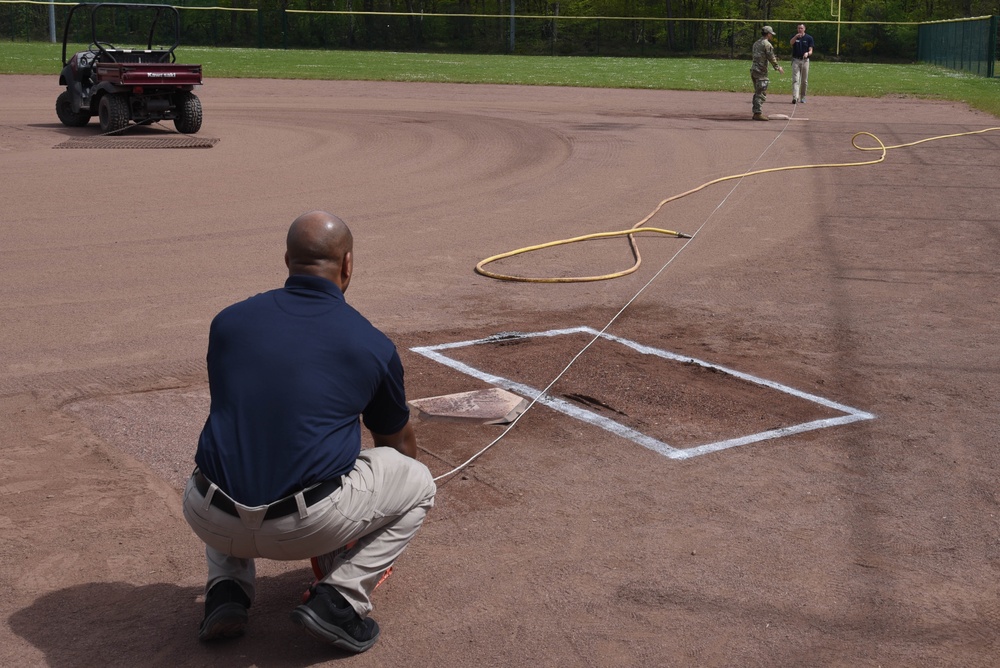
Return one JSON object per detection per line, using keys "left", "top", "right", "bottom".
{"left": 792, "top": 57, "right": 810, "bottom": 101}
{"left": 183, "top": 447, "right": 435, "bottom": 616}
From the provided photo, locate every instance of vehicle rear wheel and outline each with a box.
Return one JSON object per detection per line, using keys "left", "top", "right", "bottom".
{"left": 56, "top": 91, "right": 91, "bottom": 127}
{"left": 98, "top": 93, "right": 129, "bottom": 133}
{"left": 173, "top": 92, "right": 202, "bottom": 134}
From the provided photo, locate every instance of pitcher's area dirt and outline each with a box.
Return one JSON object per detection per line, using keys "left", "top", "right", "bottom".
{"left": 2, "top": 74, "right": 999, "bottom": 667}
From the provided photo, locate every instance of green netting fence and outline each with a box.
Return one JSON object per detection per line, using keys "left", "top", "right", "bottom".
{"left": 917, "top": 15, "right": 997, "bottom": 77}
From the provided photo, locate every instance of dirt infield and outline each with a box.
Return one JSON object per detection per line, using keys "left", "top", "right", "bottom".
{"left": 2, "top": 73, "right": 999, "bottom": 667}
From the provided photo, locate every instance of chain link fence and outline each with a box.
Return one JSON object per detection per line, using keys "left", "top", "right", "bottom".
{"left": 2, "top": 1, "right": 996, "bottom": 74}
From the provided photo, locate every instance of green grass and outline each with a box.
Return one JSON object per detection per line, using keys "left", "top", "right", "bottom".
{"left": 4, "top": 40, "right": 998, "bottom": 117}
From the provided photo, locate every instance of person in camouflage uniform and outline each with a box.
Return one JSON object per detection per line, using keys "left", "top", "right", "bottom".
{"left": 750, "top": 26, "right": 784, "bottom": 121}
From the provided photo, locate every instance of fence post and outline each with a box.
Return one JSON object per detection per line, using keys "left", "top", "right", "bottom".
{"left": 509, "top": 0, "right": 515, "bottom": 53}
{"left": 990, "top": 15, "right": 997, "bottom": 77}
{"left": 550, "top": 3, "right": 558, "bottom": 56}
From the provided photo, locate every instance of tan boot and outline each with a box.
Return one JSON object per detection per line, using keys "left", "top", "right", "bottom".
{"left": 752, "top": 113, "right": 769, "bottom": 121}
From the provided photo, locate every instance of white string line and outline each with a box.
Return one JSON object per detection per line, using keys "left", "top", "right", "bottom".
{"left": 432, "top": 112, "right": 795, "bottom": 483}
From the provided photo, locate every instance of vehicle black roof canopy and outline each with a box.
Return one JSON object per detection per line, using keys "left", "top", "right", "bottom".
{"left": 61, "top": 3, "right": 182, "bottom": 65}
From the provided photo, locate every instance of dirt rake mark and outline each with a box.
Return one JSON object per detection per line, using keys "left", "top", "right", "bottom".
{"left": 54, "top": 137, "right": 220, "bottom": 149}
{"left": 563, "top": 392, "right": 628, "bottom": 416}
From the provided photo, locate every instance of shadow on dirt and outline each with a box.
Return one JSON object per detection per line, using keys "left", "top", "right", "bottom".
{"left": 10, "top": 570, "right": 357, "bottom": 667}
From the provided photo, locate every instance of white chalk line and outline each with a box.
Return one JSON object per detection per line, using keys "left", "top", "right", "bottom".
{"left": 411, "top": 326, "right": 875, "bottom": 462}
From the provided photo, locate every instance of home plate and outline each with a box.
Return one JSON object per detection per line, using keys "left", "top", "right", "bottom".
{"left": 770, "top": 114, "right": 807, "bottom": 120}
{"left": 409, "top": 388, "right": 527, "bottom": 424}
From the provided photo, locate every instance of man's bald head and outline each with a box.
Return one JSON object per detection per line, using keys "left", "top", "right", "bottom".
{"left": 285, "top": 210, "right": 354, "bottom": 292}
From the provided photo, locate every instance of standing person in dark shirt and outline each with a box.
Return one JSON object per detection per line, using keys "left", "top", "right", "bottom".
{"left": 790, "top": 23, "right": 815, "bottom": 104}
{"left": 183, "top": 210, "right": 436, "bottom": 654}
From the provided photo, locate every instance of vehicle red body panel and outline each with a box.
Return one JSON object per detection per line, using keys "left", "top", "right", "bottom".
{"left": 95, "top": 63, "right": 203, "bottom": 87}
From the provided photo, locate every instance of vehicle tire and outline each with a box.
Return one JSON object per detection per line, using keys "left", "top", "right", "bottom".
{"left": 98, "top": 93, "right": 130, "bottom": 133}
{"left": 56, "top": 91, "right": 91, "bottom": 127}
{"left": 173, "top": 92, "right": 202, "bottom": 134}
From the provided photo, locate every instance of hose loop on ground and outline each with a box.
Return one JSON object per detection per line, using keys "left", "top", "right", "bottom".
{"left": 476, "top": 127, "right": 998, "bottom": 284}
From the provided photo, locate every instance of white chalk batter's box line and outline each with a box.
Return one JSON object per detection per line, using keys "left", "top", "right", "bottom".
{"left": 410, "top": 326, "right": 875, "bottom": 461}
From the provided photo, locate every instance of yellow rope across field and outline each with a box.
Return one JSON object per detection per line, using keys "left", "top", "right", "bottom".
{"left": 474, "top": 127, "right": 1000, "bottom": 283}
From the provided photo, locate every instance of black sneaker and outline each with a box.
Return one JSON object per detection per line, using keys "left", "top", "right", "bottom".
{"left": 290, "top": 584, "right": 380, "bottom": 653}
{"left": 198, "top": 579, "right": 250, "bottom": 641}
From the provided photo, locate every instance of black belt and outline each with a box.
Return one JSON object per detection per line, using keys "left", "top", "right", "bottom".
{"left": 193, "top": 470, "right": 342, "bottom": 520}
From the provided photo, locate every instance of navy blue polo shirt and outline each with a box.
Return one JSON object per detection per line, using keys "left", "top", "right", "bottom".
{"left": 194, "top": 274, "right": 410, "bottom": 507}
{"left": 792, "top": 33, "right": 814, "bottom": 59}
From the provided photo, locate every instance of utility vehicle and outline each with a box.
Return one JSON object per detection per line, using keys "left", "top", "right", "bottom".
{"left": 56, "top": 3, "right": 204, "bottom": 134}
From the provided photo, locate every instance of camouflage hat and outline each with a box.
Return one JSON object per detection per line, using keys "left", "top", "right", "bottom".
{"left": 762, "top": 25, "right": 775, "bottom": 35}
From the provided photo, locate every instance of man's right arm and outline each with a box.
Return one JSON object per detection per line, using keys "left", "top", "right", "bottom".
{"left": 362, "top": 345, "right": 416, "bottom": 457}
{"left": 371, "top": 422, "right": 418, "bottom": 459}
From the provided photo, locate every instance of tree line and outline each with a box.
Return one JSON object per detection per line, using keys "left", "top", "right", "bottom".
{"left": 175, "top": 0, "right": 997, "bottom": 58}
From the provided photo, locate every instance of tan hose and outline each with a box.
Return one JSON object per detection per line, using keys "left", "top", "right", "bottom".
{"left": 475, "top": 127, "right": 999, "bottom": 283}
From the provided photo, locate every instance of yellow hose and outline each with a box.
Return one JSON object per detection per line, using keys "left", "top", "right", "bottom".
{"left": 475, "top": 127, "right": 1000, "bottom": 283}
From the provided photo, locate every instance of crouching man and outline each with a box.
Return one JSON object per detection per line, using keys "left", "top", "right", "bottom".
{"left": 183, "top": 210, "right": 435, "bottom": 653}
